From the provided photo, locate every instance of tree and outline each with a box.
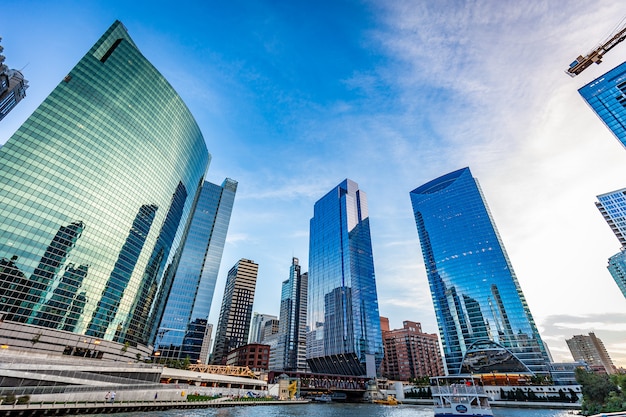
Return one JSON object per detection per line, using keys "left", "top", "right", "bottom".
{"left": 575, "top": 368, "right": 625, "bottom": 415}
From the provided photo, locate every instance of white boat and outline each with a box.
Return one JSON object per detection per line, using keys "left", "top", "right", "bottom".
{"left": 312, "top": 394, "right": 332, "bottom": 403}
{"left": 431, "top": 375, "right": 494, "bottom": 417}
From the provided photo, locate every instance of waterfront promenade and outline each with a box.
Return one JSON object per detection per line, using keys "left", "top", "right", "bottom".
{"left": 0, "top": 397, "right": 310, "bottom": 416}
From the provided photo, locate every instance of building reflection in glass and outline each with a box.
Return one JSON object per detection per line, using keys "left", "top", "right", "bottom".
{"left": 410, "top": 167, "right": 550, "bottom": 375}
{"left": 87, "top": 204, "right": 158, "bottom": 339}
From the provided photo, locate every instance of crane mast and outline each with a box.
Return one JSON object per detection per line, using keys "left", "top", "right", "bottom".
{"left": 566, "top": 22, "right": 626, "bottom": 77}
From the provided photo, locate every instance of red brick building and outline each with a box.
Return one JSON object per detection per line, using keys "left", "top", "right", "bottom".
{"left": 226, "top": 343, "right": 270, "bottom": 371}
{"left": 380, "top": 320, "right": 444, "bottom": 381}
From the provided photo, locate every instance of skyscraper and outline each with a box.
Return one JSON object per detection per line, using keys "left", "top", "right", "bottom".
{"left": 0, "top": 37, "right": 29, "bottom": 121}
{"left": 155, "top": 178, "right": 237, "bottom": 361}
{"left": 273, "top": 257, "right": 308, "bottom": 371}
{"left": 0, "top": 21, "right": 209, "bottom": 360}
{"left": 210, "top": 258, "right": 259, "bottom": 365}
{"left": 410, "top": 167, "right": 550, "bottom": 375}
{"left": 566, "top": 332, "right": 616, "bottom": 374}
{"left": 249, "top": 313, "right": 278, "bottom": 344}
{"left": 307, "top": 179, "right": 383, "bottom": 377}
{"left": 595, "top": 189, "right": 626, "bottom": 300}
{"left": 578, "top": 61, "right": 626, "bottom": 149}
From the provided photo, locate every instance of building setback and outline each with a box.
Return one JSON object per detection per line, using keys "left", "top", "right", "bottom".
{"left": 410, "top": 167, "right": 550, "bottom": 375}
{"left": 566, "top": 332, "right": 616, "bottom": 374}
{"left": 272, "top": 257, "right": 309, "bottom": 372}
{"left": 0, "top": 21, "right": 208, "bottom": 360}
{"left": 307, "top": 179, "right": 383, "bottom": 377}
{"left": 381, "top": 320, "right": 444, "bottom": 381}
{"left": 155, "top": 179, "right": 237, "bottom": 362}
{"left": 210, "top": 259, "right": 259, "bottom": 365}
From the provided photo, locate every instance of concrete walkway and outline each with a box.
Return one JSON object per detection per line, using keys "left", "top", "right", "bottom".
{"left": 0, "top": 398, "right": 310, "bottom": 416}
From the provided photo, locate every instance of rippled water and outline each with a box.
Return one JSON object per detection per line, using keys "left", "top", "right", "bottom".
{"left": 91, "top": 403, "right": 576, "bottom": 417}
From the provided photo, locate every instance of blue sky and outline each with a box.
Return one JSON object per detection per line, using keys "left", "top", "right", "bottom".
{"left": 2, "top": 0, "right": 626, "bottom": 367}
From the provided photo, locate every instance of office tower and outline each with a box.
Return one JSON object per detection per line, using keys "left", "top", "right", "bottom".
{"left": 579, "top": 62, "right": 626, "bottom": 149}
{"left": 596, "top": 188, "right": 626, "bottom": 246}
{"left": 595, "top": 189, "right": 626, "bottom": 299}
{"left": 381, "top": 321, "right": 444, "bottom": 381}
{"left": 566, "top": 332, "right": 616, "bottom": 374}
{"left": 198, "top": 323, "right": 213, "bottom": 364}
{"left": 0, "top": 21, "right": 209, "bottom": 359}
{"left": 0, "top": 37, "right": 29, "bottom": 121}
{"left": 410, "top": 167, "right": 550, "bottom": 375}
{"left": 607, "top": 249, "right": 626, "bottom": 298}
{"left": 249, "top": 313, "right": 278, "bottom": 344}
{"left": 155, "top": 178, "right": 237, "bottom": 361}
{"left": 307, "top": 179, "right": 383, "bottom": 377}
{"left": 273, "top": 257, "right": 309, "bottom": 371}
{"left": 210, "top": 259, "right": 259, "bottom": 365}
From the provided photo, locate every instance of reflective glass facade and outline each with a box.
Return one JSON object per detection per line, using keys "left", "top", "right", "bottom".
{"left": 410, "top": 168, "right": 550, "bottom": 375}
{"left": 607, "top": 249, "right": 626, "bottom": 300}
{"left": 0, "top": 21, "right": 209, "bottom": 353}
{"left": 579, "top": 61, "right": 626, "bottom": 149}
{"left": 307, "top": 179, "right": 383, "bottom": 377}
{"left": 596, "top": 188, "right": 626, "bottom": 247}
{"left": 156, "top": 178, "right": 237, "bottom": 361}
{"left": 274, "top": 257, "right": 309, "bottom": 371}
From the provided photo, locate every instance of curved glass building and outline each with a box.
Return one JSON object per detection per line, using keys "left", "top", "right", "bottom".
{"left": 409, "top": 168, "right": 550, "bottom": 375}
{"left": 307, "top": 179, "right": 383, "bottom": 377}
{"left": 0, "top": 21, "right": 209, "bottom": 358}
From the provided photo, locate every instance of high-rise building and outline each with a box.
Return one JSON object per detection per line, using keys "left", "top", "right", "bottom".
{"left": 607, "top": 249, "right": 626, "bottom": 299}
{"left": 0, "top": 37, "right": 29, "bottom": 121}
{"left": 410, "top": 167, "right": 550, "bottom": 375}
{"left": 566, "top": 332, "right": 616, "bottom": 374}
{"left": 210, "top": 259, "right": 259, "bottom": 365}
{"left": 596, "top": 188, "right": 626, "bottom": 247}
{"left": 249, "top": 313, "right": 278, "bottom": 344}
{"left": 595, "top": 188, "right": 626, "bottom": 299}
{"left": 273, "top": 257, "right": 309, "bottom": 371}
{"left": 578, "top": 61, "right": 626, "bottom": 149}
{"left": 0, "top": 21, "right": 209, "bottom": 360}
{"left": 381, "top": 320, "right": 444, "bottom": 381}
{"left": 307, "top": 179, "right": 383, "bottom": 377}
{"left": 155, "top": 178, "right": 237, "bottom": 361}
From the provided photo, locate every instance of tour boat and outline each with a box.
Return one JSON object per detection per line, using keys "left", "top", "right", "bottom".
{"left": 431, "top": 375, "right": 493, "bottom": 417}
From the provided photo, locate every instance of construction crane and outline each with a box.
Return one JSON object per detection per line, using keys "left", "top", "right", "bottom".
{"left": 566, "top": 18, "right": 626, "bottom": 77}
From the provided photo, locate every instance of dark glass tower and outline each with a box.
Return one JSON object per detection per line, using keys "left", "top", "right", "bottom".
{"left": 155, "top": 178, "right": 237, "bottom": 362}
{"left": 578, "top": 61, "right": 626, "bottom": 149}
{"left": 307, "top": 179, "right": 383, "bottom": 377}
{"left": 0, "top": 21, "right": 209, "bottom": 358}
{"left": 410, "top": 167, "right": 550, "bottom": 375}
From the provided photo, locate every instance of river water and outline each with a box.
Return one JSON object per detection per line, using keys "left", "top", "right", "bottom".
{"left": 91, "top": 403, "right": 576, "bottom": 417}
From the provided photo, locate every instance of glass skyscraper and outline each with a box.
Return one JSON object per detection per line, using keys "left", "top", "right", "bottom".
{"left": 0, "top": 21, "right": 209, "bottom": 359}
{"left": 155, "top": 178, "right": 237, "bottom": 362}
{"left": 273, "top": 257, "right": 308, "bottom": 371}
{"left": 307, "top": 179, "right": 383, "bottom": 377}
{"left": 596, "top": 188, "right": 626, "bottom": 300}
{"left": 578, "top": 61, "right": 626, "bottom": 148}
{"left": 410, "top": 167, "right": 550, "bottom": 375}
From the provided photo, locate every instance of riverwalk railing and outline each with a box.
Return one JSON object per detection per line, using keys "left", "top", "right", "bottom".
{"left": 0, "top": 397, "right": 310, "bottom": 416}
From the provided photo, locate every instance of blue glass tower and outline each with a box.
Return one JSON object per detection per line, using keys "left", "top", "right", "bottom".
{"left": 410, "top": 168, "right": 550, "bottom": 375}
{"left": 596, "top": 188, "right": 626, "bottom": 300}
{"left": 578, "top": 61, "right": 626, "bottom": 148}
{"left": 155, "top": 178, "right": 237, "bottom": 362}
{"left": 307, "top": 179, "right": 383, "bottom": 377}
{"left": 0, "top": 21, "right": 209, "bottom": 359}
